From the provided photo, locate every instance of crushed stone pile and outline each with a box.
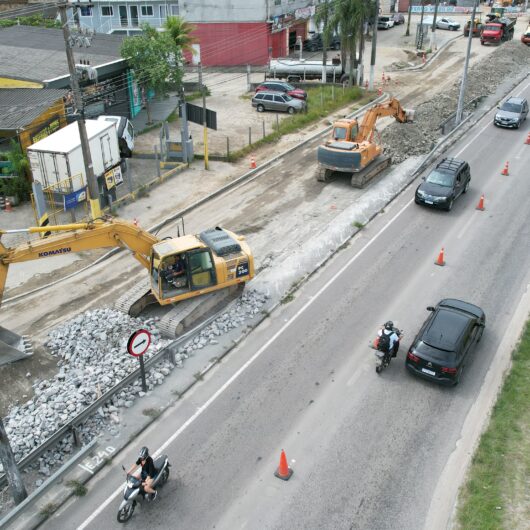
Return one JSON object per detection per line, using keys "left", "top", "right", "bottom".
{"left": 1, "top": 290, "right": 267, "bottom": 484}
{"left": 383, "top": 41, "right": 530, "bottom": 164}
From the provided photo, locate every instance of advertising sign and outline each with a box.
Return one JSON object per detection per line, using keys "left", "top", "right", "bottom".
{"left": 63, "top": 187, "right": 88, "bottom": 210}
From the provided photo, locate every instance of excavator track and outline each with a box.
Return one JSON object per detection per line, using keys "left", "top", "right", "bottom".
{"left": 158, "top": 284, "right": 245, "bottom": 338}
{"left": 114, "top": 277, "right": 156, "bottom": 317}
{"left": 350, "top": 155, "right": 391, "bottom": 188}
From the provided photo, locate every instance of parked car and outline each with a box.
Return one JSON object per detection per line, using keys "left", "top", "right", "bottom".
{"left": 303, "top": 32, "right": 341, "bottom": 51}
{"left": 436, "top": 17, "right": 461, "bottom": 30}
{"left": 392, "top": 13, "right": 405, "bottom": 25}
{"left": 415, "top": 157, "right": 471, "bottom": 211}
{"left": 405, "top": 299, "right": 486, "bottom": 386}
{"left": 377, "top": 16, "right": 395, "bottom": 29}
{"left": 493, "top": 96, "right": 529, "bottom": 128}
{"left": 255, "top": 81, "right": 307, "bottom": 101}
{"left": 521, "top": 24, "right": 530, "bottom": 45}
{"left": 252, "top": 91, "right": 307, "bottom": 114}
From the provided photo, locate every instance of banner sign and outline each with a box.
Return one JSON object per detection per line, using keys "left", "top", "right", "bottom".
{"left": 64, "top": 187, "right": 87, "bottom": 210}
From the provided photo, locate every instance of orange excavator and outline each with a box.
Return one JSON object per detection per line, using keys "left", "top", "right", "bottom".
{"left": 317, "top": 97, "right": 413, "bottom": 187}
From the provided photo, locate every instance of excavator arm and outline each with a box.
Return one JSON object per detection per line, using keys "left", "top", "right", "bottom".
{"left": 355, "top": 97, "right": 410, "bottom": 143}
{"left": 0, "top": 218, "right": 159, "bottom": 305}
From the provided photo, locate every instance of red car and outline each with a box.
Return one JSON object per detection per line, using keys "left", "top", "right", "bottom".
{"left": 255, "top": 81, "right": 307, "bottom": 100}
{"left": 522, "top": 25, "right": 530, "bottom": 45}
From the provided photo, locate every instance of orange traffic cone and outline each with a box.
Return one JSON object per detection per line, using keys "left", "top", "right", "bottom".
{"left": 476, "top": 194, "right": 485, "bottom": 211}
{"left": 274, "top": 449, "right": 293, "bottom": 481}
{"left": 5, "top": 200, "right": 12, "bottom": 212}
{"left": 525, "top": 132, "right": 530, "bottom": 145}
{"left": 250, "top": 156, "right": 257, "bottom": 169}
{"left": 435, "top": 247, "right": 445, "bottom": 267}
{"left": 501, "top": 161, "right": 509, "bottom": 176}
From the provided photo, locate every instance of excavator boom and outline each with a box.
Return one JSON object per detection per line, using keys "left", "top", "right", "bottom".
{"left": 356, "top": 97, "right": 411, "bottom": 143}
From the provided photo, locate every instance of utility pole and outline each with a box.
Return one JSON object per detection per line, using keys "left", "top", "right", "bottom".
{"left": 0, "top": 417, "right": 27, "bottom": 505}
{"left": 418, "top": 0, "right": 426, "bottom": 49}
{"left": 369, "top": 0, "right": 379, "bottom": 90}
{"left": 405, "top": 3, "right": 412, "bottom": 37}
{"left": 59, "top": 3, "right": 101, "bottom": 220}
{"left": 455, "top": 0, "right": 478, "bottom": 125}
{"left": 198, "top": 62, "right": 209, "bottom": 170}
{"left": 430, "top": 0, "right": 440, "bottom": 51}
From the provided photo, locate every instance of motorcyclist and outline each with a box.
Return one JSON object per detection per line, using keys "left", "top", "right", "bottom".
{"left": 128, "top": 446, "right": 157, "bottom": 500}
{"left": 377, "top": 321, "right": 400, "bottom": 363}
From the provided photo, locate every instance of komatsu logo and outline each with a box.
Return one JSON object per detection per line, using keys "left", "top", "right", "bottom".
{"left": 38, "top": 247, "right": 72, "bottom": 257}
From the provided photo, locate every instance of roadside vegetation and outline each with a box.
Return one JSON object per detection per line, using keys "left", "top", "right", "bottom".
{"left": 0, "top": 14, "right": 60, "bottom": 29}
{"left": 456, "top": 321, "right": 530, "bottom": 529}
{"left": 227, "top": 85, "right": 372, "bottom": 162}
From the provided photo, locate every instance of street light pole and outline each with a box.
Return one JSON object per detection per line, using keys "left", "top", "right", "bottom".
{"left": 405, "top": 3, "right": 412, "bottom": 37}
{"left": 455, "top": 0, "right": 478, "bottom": 125}
{"left": 369, "top": 0, "right": 379, "bottom": 90}
{"left": 59, "top": 4, "right": 101, "bottom": 220}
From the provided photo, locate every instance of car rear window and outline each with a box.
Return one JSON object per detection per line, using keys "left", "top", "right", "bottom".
{"left": 254, "top": 93, "right": 264, "bottom": 100}
{"left": 423, "top": 310, "right": 469, "bottom": 351}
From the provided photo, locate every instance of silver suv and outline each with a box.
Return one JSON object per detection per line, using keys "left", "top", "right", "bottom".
{"left": 252, "top": 91, "right": 306, "bottom": 114}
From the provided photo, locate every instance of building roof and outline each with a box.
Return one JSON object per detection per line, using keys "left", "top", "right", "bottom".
{"left": 0, "top": 26, "right": 126, "bottom": 84}
{"left": 0, "top": 88, "right": 67, "bottom": 131}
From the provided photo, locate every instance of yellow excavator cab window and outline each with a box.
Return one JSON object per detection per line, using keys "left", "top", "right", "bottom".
{"left": 333, "top": 127, "right": 348, "bottom": 140}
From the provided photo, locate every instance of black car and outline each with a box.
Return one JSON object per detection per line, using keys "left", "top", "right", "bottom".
{"left": 415, "top": 157, "right": 471, "bottom": 211}
{"left": 406, "top": 299, "right": 486, "bottom": 386}
{"left": 493, "top": 96, "right": 529, "bottom": 129}
{"left": 303, "top": 33, "right": 341, "bottom": 51}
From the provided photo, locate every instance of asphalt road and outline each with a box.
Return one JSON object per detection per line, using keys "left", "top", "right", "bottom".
{"left": 43, "top": 77, "right": 530, "bottom": 530}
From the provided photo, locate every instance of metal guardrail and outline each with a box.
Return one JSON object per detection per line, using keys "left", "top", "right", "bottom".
{"left": 0, "top": 306, "right": 225, "bottom": 490}
{"left": 438, "top": 95, "right": 485, "bottom": 134}
{"left": 0, "top": 440, "right": 96, "bottom": 529}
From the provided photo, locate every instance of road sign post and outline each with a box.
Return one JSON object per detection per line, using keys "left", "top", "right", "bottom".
{"left": 127, "top": 329, "right": 152, "bottom": 393}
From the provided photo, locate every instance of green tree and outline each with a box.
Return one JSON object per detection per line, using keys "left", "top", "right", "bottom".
{"left": 163, "top": 16, "right": 198, "bottom": 55}
{"left": 121, "top": 24, "right": 183, "bottom": 124}
{"left": 1, "top": 141, "right": 31, "bottom": 202}
{"left": 331, "top": 0, "right": 368, "bottom": 86}
{"left": 315, "top": 0, "right": 334, "bottom": 83}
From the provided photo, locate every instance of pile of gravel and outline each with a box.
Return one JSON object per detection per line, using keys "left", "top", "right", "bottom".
{"left": 1, "top": 290, "right": 267, "bottom": 481}
{"left": 383, "top": 41, "right": 530, "bottom": 163}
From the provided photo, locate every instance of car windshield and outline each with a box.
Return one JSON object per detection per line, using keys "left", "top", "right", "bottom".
{"left": 500, "top": 102, "right": 521, "bottom": 113}
{"left": 426, "top": 169, "right": 453, "bottom": 187}
{"left": 483, "top": 24, "right": 499, "bottom": 31}
{"left": 283, "top": 94, "right": 293, "bottom": 102}
{"left": 285, "top": 83, "right": 295, "bottom": 90}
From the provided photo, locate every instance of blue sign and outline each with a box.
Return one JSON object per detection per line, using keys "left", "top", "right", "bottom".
{"left": 236, "top": 262, "right": 250, "bottom": 278}
{"left": 64, "top": 187, "right": 88, "bottom": 210}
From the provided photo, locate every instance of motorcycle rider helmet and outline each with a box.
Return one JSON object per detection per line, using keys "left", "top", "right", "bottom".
{"left": 384, "top": 321, "right": 394, "bottom": 331}
{"left": 138, "top": 446, "right": 149, "bottom": 460}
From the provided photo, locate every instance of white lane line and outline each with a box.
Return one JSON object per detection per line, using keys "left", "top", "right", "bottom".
{"left": 515, "top": 79, "right": 530, "bottom": 97}
{"left": 457, "top": 210, "right": 478, "bottom": 240}
{"left": 454, "top": 121, "right": 491, "bottom": 157}
{"left": 76, "top": 197, "right": 413, "bottom": 530}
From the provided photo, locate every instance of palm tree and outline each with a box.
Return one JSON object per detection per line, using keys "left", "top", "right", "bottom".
{"left": 163, "top": 16, "right": 198, "bottom": 55}
{"left": 314, "top": 0, "right": 334, "bottom": 83}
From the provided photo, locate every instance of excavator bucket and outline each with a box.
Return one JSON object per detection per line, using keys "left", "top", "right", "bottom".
{"left": 0, "top": 326, "right": 33, "bottom": 366}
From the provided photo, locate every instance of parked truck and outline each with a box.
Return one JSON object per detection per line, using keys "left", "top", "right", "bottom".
{"left": 480, "top": 16, "right": 516, "bottom": 45}
{"left": 27, "top": 119, "right": 123, "bottom": 193}
{"left": 267, "top": 58, "right": 346, "bottom": 83}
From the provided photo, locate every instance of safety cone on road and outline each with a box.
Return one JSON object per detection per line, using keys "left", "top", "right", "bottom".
{"left": 501, "top": 161, "right": 509, "bottom": 176}
{"left": 5, "top": 200, "right": 12, "bottom": 212}
{"left": 250, "top": 156, "right": 257, "bottom": 169}
{"left": 476, "top": 194, "right": 485, "bottom": 211}
{"left": 274, "top": 450, "right": 293, "bottom": 481}
{"left": 525, "top": 132, "right": 530, "bottom": 145}
{"left": 435, "top": 247, "right": 446, "bottom": 267}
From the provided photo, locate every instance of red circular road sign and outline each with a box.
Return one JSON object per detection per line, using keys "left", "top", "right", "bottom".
{"left": 127, "top": 329, "right": 152, "bottom": 357}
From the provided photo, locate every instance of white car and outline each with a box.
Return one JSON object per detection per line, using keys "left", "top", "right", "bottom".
{"left": 377, "top": 16, "right": 395, "bottom": 29}
{"left": 422, "top": 16, "right": 460, "bottom": 31}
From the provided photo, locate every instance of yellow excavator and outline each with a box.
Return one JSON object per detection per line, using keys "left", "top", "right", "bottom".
{"left": 0, "top": 218, "right": 254, "bottom": 363}
{"left": 317, "top": 97, "right": 413, "bottom": 187}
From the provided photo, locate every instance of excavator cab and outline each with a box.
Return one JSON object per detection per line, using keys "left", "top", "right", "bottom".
{"left": 331, "top": 119, "right": 358, "bottom": 142}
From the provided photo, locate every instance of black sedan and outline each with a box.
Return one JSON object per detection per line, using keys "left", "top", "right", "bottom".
{"left": 406, "top": 299, "right": 486, "bottom": 386}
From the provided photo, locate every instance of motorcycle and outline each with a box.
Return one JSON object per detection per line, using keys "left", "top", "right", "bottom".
{"left": 371, "top": 327, "right": 403, "bottom": 374}
{"left": 117, "top": 455, "right": 171, "bottom": 523}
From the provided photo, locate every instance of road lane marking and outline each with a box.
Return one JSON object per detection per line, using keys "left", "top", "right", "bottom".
{"left": 78, "top": 81, "right": 530, "bottom": 530}
{"left": 457, "top": 211, "right": 478, "bottom": 240}
{"left": 76, "top": 197, "right": 415, "bottom": 530}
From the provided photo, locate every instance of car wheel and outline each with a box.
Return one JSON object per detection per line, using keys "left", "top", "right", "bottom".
{"left": 446, "top": 198, "right": 454, "bottom": 211}
{"left": 463, "top": 180, "right": 470, "bottom": 194}
{"left": 375, "top": 365, "right": 382, "bottom": 374}
{"left": 287, "top": 107, "right": 295, "bottom": 115}
{"left": 257, "top": 104, "right": 265, "bottom": 113}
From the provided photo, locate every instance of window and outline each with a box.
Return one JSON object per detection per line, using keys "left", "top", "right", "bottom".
{"left": 159, "top": 5, "right": 166, "bottom": 19}
{"left": 80, "top": 6, "right": 92, "bottom": 16}
{"left": 254, "top": 94, "right": 264, "bottom": 100}
{"left": 189, "top": 250, "right": 215, "bottom": 289}
{"left": 273, "top": 95, "right": 284, "bottom": 103}
{"left": 263, "top": 94, "right": 273, "bottom": 101}
{"left": 274, "top": 0, "right": 281, "bottom": 5}
{"left": 170, "top": 4, "right": 179, "bottom": 16}
{"left": 101, "top": 6, "right": 113, "bottom": 16}
{"left": 141, "top": 5, "right": 154, "bottom": 16}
